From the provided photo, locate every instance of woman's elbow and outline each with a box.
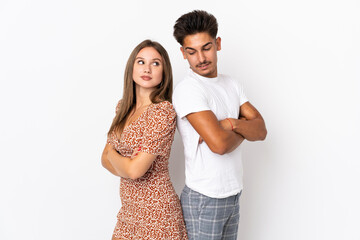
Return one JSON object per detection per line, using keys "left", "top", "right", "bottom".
{"left": 127, "top": 173, "right": 143, "bottom": 180}
{"left": 127, "top": 168, "right": 145, "bottom": 180}
{"left": 101, "top": 156, "right": 108, "bottom": 169}
{"left": 102, "top": 157, "right": 114, "bottom": 173}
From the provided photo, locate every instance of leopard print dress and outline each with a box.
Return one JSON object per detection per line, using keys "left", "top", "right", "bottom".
{"left": 108, "top": 101, "right": 188, "bottom": 240}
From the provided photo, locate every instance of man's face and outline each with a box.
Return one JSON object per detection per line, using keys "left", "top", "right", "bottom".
{"left": 181, "top": 32, "right": 221, "bottom": 78}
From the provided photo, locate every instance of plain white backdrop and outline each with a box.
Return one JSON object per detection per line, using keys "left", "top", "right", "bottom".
{"left": 1, "top": 0, "right": 359, "bottom": 239}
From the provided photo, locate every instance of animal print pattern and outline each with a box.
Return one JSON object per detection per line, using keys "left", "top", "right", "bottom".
{"left": 108, "top": 101, "right": 188, "bottom": 240}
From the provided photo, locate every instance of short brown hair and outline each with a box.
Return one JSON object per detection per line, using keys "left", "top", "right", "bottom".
{"left": 173, "top": 10, "right": 218, "bottom": 45}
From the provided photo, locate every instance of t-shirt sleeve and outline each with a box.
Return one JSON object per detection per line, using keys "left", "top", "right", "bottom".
{"left": 173, "top": 80, "right": 210, "bottom": 119}
{"left": 141, "top": 102, "right": 176, "bottom": 156}
{"left": 235, "top": 80, "right": 249, "bottom": 106}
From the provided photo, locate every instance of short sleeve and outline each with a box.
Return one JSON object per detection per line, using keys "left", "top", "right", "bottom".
{"left": 173, "top": 80, "right": 210, "bottom": 119}
{"left": 234, "top": 79, "right": 249, "bottom": 106}
{"left": 141, "top": 102, "right": 176, "bottom": 156}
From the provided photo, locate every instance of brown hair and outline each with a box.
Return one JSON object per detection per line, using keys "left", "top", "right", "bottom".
{"left": 173, "top": 10, "right": 218, "bottom": 45}
{"left": 108, "top": 39, "right": 173, "bottom": 136}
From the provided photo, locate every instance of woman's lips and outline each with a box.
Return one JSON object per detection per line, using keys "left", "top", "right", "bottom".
{"left": 141, "top": 76, "right": 152, "bottom": 80}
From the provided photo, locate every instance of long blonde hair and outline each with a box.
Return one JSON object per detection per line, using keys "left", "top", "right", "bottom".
{"left": 108, "top": 40, "right": 173, "bottom": 136}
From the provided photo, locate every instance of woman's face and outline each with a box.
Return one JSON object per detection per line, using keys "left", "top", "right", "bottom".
{"left": 132, "top": 47, "right": 163, "bottom": 91}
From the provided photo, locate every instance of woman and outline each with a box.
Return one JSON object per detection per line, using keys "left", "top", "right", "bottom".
{"left": 101, "top": 40, "right": 188, "bottom": 239}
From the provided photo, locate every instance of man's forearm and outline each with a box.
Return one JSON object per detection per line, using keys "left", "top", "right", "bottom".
{"left": 230, "top": 117, "right": 267, "bottom": 141}
{"left": 187, "top": 110, "right": 246, "bottom": 155}
{"left": 226, "top": 131, "right": 245, "bottom": 152}
{"left": 217, "top": 119, "right": 245, "bottom": 153}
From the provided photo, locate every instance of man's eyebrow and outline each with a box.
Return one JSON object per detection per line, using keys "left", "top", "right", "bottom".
{"left": 184, "top": 47, "right": 196, "bottom": 51}
{"left": 184, "top": 42, "right": 213, "bottom": 51}
{"left": 202, "top": 42, "right": 213, "bottom": 48}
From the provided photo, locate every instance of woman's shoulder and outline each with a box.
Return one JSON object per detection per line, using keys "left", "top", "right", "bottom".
{"left": 148, "top": 101, "right": 176, "bottom": 117}
{"left": 151, "top": 100, "right": 174, "bottom": 110}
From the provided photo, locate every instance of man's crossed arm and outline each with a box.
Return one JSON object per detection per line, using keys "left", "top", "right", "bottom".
{"left": 186, "top": 102, "right": 267, "bottom": 155}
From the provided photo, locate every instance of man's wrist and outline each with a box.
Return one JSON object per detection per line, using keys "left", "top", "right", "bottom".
{"left": 225, "top": 118, "right": 234, "bottom": 131}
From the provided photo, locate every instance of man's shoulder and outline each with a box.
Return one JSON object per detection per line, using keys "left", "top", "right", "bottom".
{"left": 173, "top": 74, "right": 210, "bottom": 114}
{"left": 219, "top": 73, "right": 237, "bottom": 84}
{"left": 219, "top": 74, "right": 245, "bottom": 91}
{"left": 175, "top": 73, "right": 201, "bottom": 88}
{"left": 174, "top": 76, "right": 204, "bottom": 97}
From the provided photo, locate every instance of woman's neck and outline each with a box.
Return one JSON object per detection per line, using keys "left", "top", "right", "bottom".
{"left": 135, "top": 98, "right": 152, "bottom": 110}
{"left": 135, "top": 87, "right": 153, "bottom": 109}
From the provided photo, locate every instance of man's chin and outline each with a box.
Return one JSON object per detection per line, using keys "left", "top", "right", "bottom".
{"left": 196, "top": 69, "right": 216, "bottom": 78}
{"left": 192, "top": 67, "right": 209, "bottom": 76}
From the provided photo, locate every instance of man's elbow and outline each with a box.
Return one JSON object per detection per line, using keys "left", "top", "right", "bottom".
{"left": 259, "top": 128, "right": 267, "bottom": 141}
{"left": 249, "top": 129, "right": 267, "bottom": 141}
{"left": 209, "top": 144, "right": 228, "bottom": 155}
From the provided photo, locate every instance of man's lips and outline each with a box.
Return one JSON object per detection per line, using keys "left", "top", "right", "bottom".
{"left": 197, "top": 62, "right": 210, "bottom": 70}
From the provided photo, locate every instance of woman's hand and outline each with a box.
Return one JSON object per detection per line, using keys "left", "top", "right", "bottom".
{"left": 131, "top": 147, "right": 141, "bottom": 159}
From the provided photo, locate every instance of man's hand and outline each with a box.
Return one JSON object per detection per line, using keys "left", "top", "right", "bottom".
{"left": 232, "top": 102, "right": 267, "bottom": 141}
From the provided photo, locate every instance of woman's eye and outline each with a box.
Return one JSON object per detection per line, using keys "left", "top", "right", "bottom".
{"left": 152, "top": 62, "right": 160, "bottom": 66}
{"left": 138, "top": 60, "right": 144, "bottom": 64}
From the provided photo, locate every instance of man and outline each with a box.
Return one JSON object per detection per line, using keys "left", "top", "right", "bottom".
{"left": 172, "top": 10, "right": 267, "bottom": 240}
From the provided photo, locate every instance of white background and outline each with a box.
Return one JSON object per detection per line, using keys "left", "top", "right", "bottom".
{"left": 1, "top": 0, "right": 359, "bottom": 239}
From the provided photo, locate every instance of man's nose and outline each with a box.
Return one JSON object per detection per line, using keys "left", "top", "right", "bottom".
{"left": 198, "top": 51, "right": 206, "bottom": 63}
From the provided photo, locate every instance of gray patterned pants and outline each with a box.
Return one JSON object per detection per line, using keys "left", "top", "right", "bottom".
{"left": 180, "top": 185, "right": 241, "bottom": 240}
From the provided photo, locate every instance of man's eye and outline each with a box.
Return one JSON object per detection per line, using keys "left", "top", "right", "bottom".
{"left": 188, "top": 52, "right": 195, "bottom": 55}
{"left": 203, "top": 48, "right": 211, "bottom": 51}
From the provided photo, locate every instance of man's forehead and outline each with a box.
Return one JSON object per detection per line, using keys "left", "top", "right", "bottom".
{"left": 183, "top": 32, "right": 215, "bottom": 49}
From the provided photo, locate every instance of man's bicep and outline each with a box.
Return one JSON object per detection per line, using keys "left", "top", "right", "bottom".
{"left": 186, "top": 110, "right": 224, "bottom": 142}
{"left": 239, "top": 102, "right": 263, "bottom": 120}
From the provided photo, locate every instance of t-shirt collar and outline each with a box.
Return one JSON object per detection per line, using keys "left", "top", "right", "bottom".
{"left": 190, "top": 69, "right": 219, "bottom": 83}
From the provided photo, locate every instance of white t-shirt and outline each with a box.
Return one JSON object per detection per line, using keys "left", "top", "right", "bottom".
{"left": 173, "top": 70, "right": 249, "bottom": 198}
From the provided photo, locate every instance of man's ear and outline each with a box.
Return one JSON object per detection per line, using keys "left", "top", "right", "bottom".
{"left": 216, "top": 37, "right": 222, "bottom": 51}
{"left": 180, "top": 46, "right": 187, "bottom": 59}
